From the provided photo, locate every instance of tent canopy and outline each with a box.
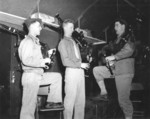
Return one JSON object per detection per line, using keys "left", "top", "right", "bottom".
{"left": 0, "top": 0, "right": 149, "bottom": 39}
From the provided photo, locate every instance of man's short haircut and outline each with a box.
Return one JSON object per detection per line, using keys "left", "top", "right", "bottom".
{"left": 24, "top": 18, "right": 43, "bottom": 29}
{"left": 63, "top": 19, "right": 74, "bottom": 28}
{"left": 115, "top": 18, "right": 128, "bottom": 27}
{"left": 115, "top": 18, "right": 129, "bottom": 35}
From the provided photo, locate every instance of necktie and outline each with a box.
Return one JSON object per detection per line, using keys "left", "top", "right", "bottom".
{"left": 73, "top": 41, "right": 80, "bottom": 59}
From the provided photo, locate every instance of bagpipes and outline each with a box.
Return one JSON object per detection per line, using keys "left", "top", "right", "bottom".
{"left": 99, "top": 32, "right": 133, "bottom": 75}
{"left": 99, "top": 50, "right": 114, "bottom": 75}
{"left": 72, "top": 30, "right": 88, "bottom": 48}
{"left": 40, "top": 42, "right": 56, "bottom": 69}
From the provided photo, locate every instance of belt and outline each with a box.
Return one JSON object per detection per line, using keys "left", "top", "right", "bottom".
{"left": 67, "top": 67, "right": 82, "bottom": 69}
{"left": 23, "top": 70, "right": 43, "bottom": 75}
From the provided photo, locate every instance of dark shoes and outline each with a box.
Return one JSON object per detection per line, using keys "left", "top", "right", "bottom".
{"left": 45, "top": 102, "right": 64, "bottom": 109}
{"left": 92, "top": 94, "right": 109, "bottom": 101}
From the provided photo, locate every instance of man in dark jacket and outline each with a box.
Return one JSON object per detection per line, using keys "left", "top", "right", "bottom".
{"left": 93, "top": 18, "right": 135, "bottom": 119}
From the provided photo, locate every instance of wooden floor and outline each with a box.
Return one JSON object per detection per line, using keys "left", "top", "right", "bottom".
{"left": 0, "top": 94, "right": 149, "bottom": 119}
{"left": 0, "top": 75, "right": 150, "bottom": 119}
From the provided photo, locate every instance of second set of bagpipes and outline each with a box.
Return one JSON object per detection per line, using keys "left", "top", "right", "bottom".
{"left": 98, "top": 27, "right": 135, "bottom": 75}
{"left": 40, "top": 42, "right": 56, "bottom": 70}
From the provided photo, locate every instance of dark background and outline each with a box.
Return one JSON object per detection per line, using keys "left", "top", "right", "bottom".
{"left": 0, "top": 0, "right": 150, "bottom": 118}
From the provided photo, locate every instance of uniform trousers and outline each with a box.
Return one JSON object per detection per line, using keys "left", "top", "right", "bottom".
{"left": 93, "top": 66, "right": 134, "bottom": 117}
{"left": 20, "top": 72, "right": 62, "bottom": 119}
{"left": 64, "top": 68, "right": 85, "bottom": 119}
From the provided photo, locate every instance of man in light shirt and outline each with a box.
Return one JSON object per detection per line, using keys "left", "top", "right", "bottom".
{"left": 18, "top": 18, "right": 63, "bottom": 119}
{"left": 58, "top": 19, "right": 89, "bottom": 119}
